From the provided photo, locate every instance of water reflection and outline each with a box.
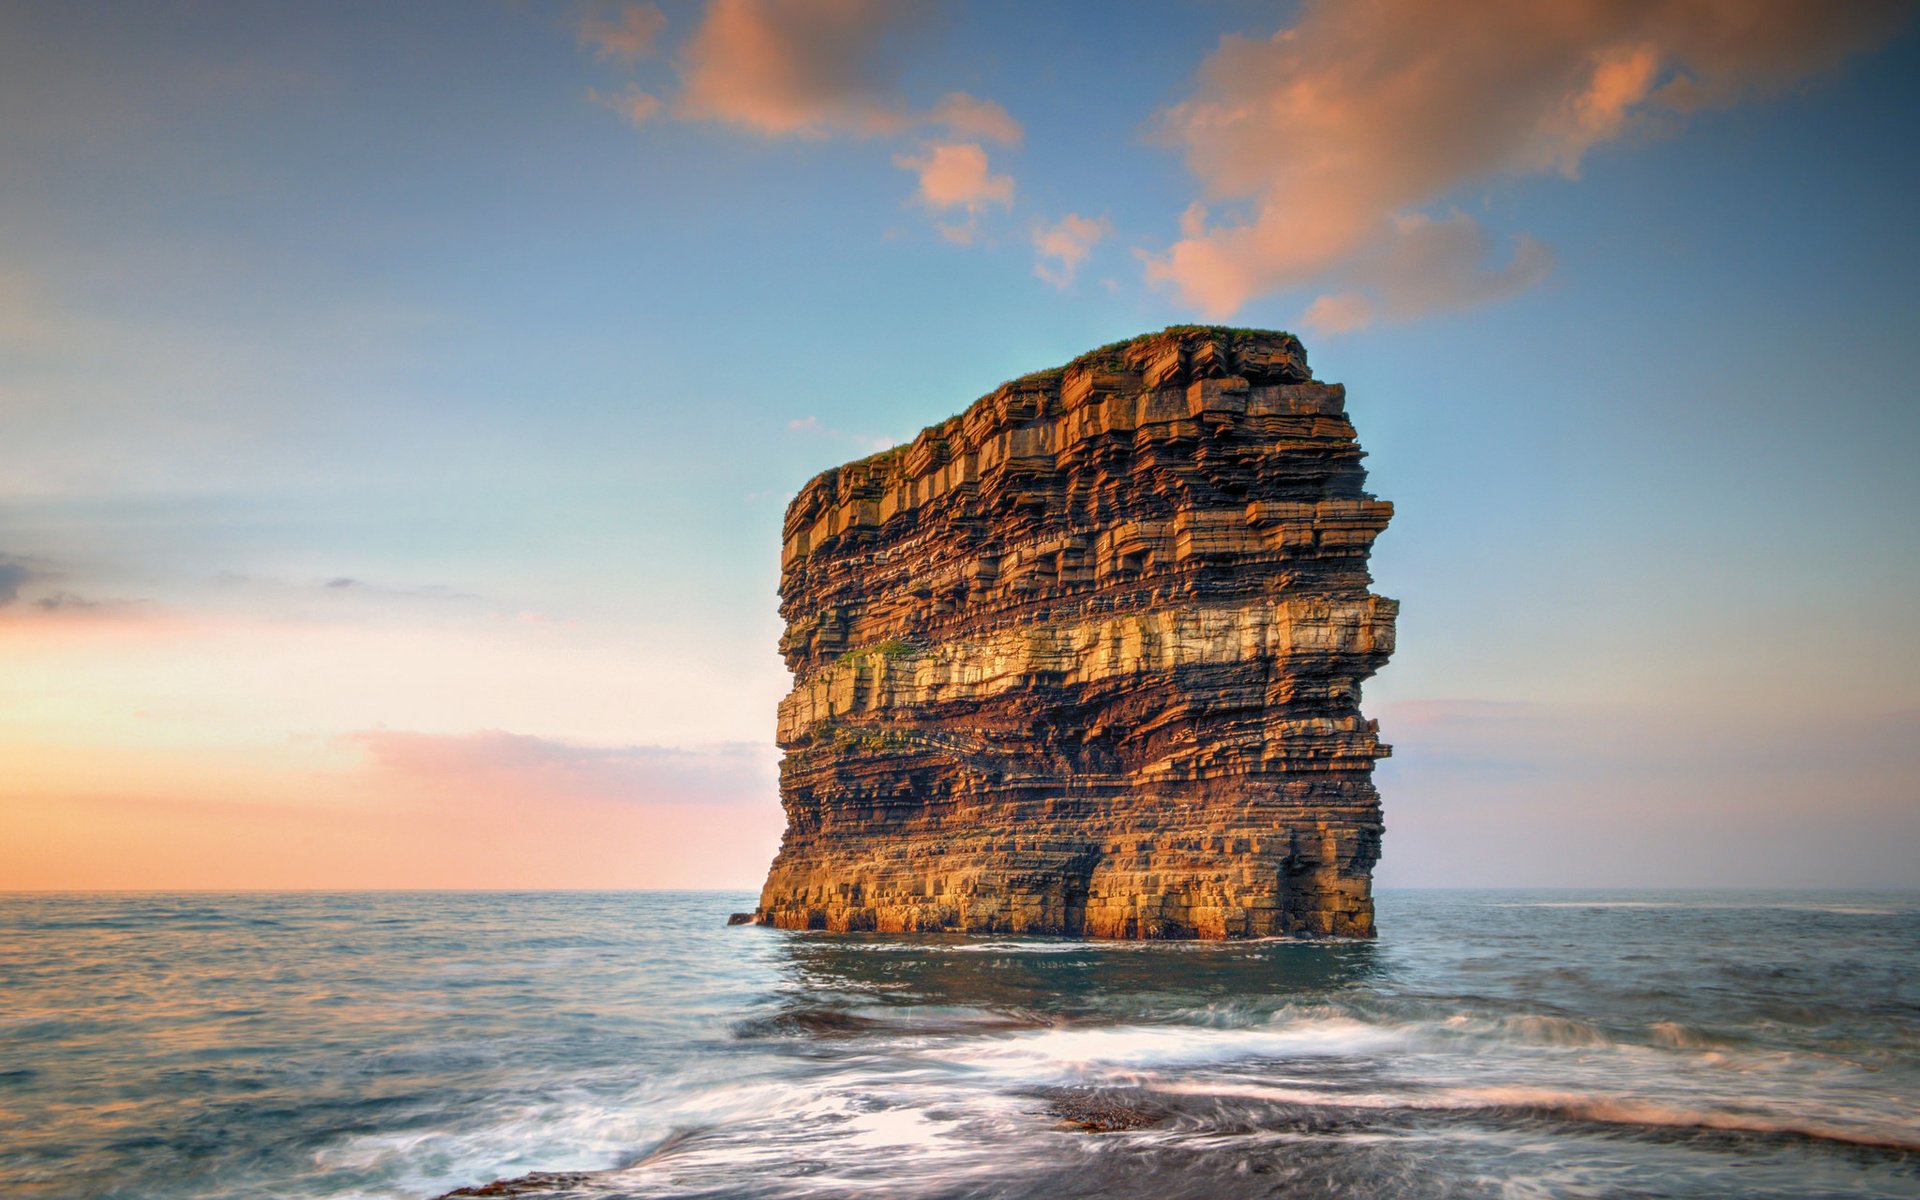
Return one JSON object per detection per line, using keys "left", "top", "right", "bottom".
{"left": 759, "top": 934, "right": 1386, "bottom": 1028}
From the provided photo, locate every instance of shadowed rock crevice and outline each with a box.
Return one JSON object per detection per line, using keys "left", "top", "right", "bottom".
{"left": 752, "top": 327, "right": 1395, "bottom": 938}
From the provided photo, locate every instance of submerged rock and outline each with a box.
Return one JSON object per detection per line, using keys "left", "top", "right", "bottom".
{"left": 433, "top": 1171, "right": 595, "bottom": 1198}
{"left": 749, "top": 327, "right": 1395, "bottom": 939}
{"left": 1043, "top": 1086, "right": 1176, "bottom": 1132}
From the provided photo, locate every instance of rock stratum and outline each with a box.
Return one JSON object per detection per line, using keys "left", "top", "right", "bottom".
{"left": 749, "top": 327, "right": 1395, "bottom": 939}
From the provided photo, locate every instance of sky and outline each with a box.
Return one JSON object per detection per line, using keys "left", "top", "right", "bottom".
{"left": 2, "top": 0, "right": 1916, "bottom": 891}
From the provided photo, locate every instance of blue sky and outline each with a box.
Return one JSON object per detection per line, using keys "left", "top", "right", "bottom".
{"left": 2, "top": 0, "right": 1915, "bottom": 888}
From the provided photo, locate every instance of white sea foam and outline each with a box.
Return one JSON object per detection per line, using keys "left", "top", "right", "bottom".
{"left": 930, "top": 1015, "right": 1403, "bottom": 1083}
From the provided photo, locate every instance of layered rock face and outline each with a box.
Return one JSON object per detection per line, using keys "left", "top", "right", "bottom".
{"left": 751, "top": 328, "right": 1395, "bottom": 938}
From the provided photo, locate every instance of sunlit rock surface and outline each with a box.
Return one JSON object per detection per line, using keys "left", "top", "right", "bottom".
{"left": 751, "top": 327, "right": 1395, "bottom": 938}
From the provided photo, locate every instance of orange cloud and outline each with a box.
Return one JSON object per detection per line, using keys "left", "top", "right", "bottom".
{"left": 677, "top": 0, "right": 926, "bottom": 137}
{"left": 893, "top": 141, "right": 1013, "bottom": 243}
{"left": 1146, "top": 0, "right": 1910, "bottom": 320}
{"left": 1032, "top": 212, "right": 1110, "bottom": 288}
{"left": 1307, "top": 211, "right": 1553, "bottom": 332}
{"left": 668, "top": 0, "right": 1021, "bottom": 144}
{"left": 1301, "top": 292, "right": 1374, "bottom": 338}
{"left": 579, "top": 2, "right": 668, "bottom": 64}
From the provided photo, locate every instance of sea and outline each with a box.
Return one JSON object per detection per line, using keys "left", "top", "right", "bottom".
{"left": 1, "top": 890, "right": 1915, "bottom": 1200}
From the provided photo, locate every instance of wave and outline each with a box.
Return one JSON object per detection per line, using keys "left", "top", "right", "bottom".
{"left": 1433, "top": 1010, "right": 1736, "bottom": 1051}
{"left": 1148, "top": 1080, "right": 1920, "bottom": 1155}
{"left": 753, "top": 994, "right": 1761, "bottom": 1061}
{"left": 932, "top": 1016, "right": 1404, "bottom": 1081}
{"left": 1440, "top": 1086, "right": 1920, "bottom": 1156}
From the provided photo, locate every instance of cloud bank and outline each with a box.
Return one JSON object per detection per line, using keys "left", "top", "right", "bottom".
{"left": 1146, "top": 0, "right": 1911, "bottom": 325}
{"left": 1374, "top": 698, "right": 1920, "bottom": 888}
{"left": 342, "top": 728, "right": 773, "bottom": 808}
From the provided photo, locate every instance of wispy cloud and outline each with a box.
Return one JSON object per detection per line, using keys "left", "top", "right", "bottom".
{"left": 0, "top": 558, "right": 29, "bottom": 605}
{"left": 671, "top": 0, "right": 1018, "bottom": 144}
{"left": 0, "top": 552, "right": 142, "bottom": 616}
{"left": 1144, "top": 0, "right": 1911, "bottom": 322}
{"left": 927, "top": 91, "right": 1021, "bottom": 146}
{"left": 1300, "top": 292, "right": 1374, "bottom": 339}
{"left": 788, "top": 414, "right": 897, "bottom": 453}
{"left": 1032, "top": 212, "right": 1110, "bottom": 288}
{"left": 578, "top": 2, "right": 668, "bottom": 64}
{"left": 32, "top": 591, "right": 131, "bottom": 612}
{"left": 204, "top": 571, "right": 482, "bottom": 607}
{"left": 674, "top": 0, "right": 929, "bottom": 137}
{"left": 341, "top": 728, "right": 775, "bottom": 808}
{"left": 1300, "top": 213, "right": 1554, "bottom": 336}
{"left": 589, "top": 83, "right": 664, "bottom": 125}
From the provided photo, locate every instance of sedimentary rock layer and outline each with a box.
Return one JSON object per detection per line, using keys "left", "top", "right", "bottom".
{"left": 750, "top": 327, "right": 1395, "bottom": 938}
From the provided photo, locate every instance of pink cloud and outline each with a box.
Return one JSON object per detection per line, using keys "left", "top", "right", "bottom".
{"left": 1301, "top": 292, "right": 1374, "bottom": 338}
{"left": 667, "top": 1, "right": 1020, "bottom": 144}
{"left": 1145, "top": 0, "right": 1910, "bottom": 320}
{"left": 1360, "top": 211, "right": 1554, "bottom": 324}
{"left": 590, "top": 83, "right": 664, "bottom": 126}
{"left": 578, "top": 2, "right": 668, "bottom": 64}
{"left": 1032, "top": 212, "right": 1110, "bottom": 288}
{"left": 893, "top": 141, "right": 1013, "bottom": 243}
{"left": 676, "top": 0, "right": 925, "bottom": 137}
{"left": 340, "top": 728, "right": 774, "bottom": 808}
{"left": 928, "top": 91, "right": 1022, "bottom": 146}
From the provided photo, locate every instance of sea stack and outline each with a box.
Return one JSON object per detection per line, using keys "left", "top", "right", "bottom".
{"left": 751, "top": 327, "right": 1395, "bottom": 938}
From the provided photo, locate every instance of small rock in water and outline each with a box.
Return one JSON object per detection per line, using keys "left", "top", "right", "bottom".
{"left": 434, "top": 1171, "right": 595, "bottom": 1198}
{"left": 725, "top": 912, "right": 755, "bottom": 925}
{"left": 1044, "top": 1086, "right": 1175, "bottom": 1133}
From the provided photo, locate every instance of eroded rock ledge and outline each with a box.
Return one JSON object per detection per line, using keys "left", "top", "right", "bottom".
{"left": 749, "top": 327, "right": 1395, "bottom": 938}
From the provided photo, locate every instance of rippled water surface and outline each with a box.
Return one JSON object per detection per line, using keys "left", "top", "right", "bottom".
{"left": 2, "top": 889, "right": 1915, "bottom": 1199}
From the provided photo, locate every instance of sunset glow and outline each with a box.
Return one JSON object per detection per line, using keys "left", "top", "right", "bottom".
{"left": 2, "top": 0, "right": 1915, "bottom": 890}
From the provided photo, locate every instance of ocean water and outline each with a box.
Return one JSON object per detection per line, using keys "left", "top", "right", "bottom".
{"left": 1, "top": 891, "right": 1915, "bottom": 1200}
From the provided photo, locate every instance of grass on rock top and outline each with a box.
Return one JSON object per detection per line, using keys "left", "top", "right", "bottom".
{"left": 832, "top": 324, "right": 1301, "bottom": 475}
